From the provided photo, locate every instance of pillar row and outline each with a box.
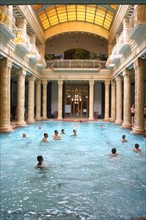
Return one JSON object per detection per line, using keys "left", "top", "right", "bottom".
{"left": 104, "top": 81, "right": 110, "bottom": 121}
{"left": 122, "top": 69, "right": 131, "bottom": 128}
{"left": 42, "top": 80, "right": 48, "bottom": 119}
{"left": 111, "top": 80, "right": 116, "bottom": 122}
{"left": 36, "top": 80, "right": 41, "bottom": 120}
{"left": 16, "top": 68, "right": 26, "bottom": 127}
{"left": 89, "top": 80, "right": 94, "bottom": 120}
{"left": 58, "top": 80, "right": 63, "bottom": 120}
{"left": 27, "top": 75, "right": 35, "bottom": 123}
{"left": 115, "top": 76, "right": 122, "bottom": 124}
{"left": 133, "top": 58, "right": 145, "bottom": 134}
{"left": 0, "top": 58, "right": 12, "bottom": 132}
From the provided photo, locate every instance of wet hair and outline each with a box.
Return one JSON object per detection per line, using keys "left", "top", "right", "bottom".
{"left": 37, "top": 155, "right": 43, "bottom": 164}
{"left": 54, "top": 130, "right": 58, "bottom": 134}
{"left": 135, "top": 143, "right": 139, "bottom": 149}
{"left": 44, "top": 133, "right": 48, "bottom": 137}
{"left": 122, "top": 135, "right": 126, "bottom": 139}
{"left": 111, "top": 148, "right": 117, "bottom": 154}
{"left": 73, "top": 129, "right": 76, "bottom": 132}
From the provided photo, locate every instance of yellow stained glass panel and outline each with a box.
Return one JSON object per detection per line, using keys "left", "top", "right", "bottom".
{"left": 33, "top": 4, "right": 118, "bottom": 31}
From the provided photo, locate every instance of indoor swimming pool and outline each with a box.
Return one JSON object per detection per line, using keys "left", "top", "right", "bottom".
{"left": 0, "top": 121, "right": 146, "bottom": 220}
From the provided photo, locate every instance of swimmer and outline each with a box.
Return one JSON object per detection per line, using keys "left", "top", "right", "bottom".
{"left": 109, "top": 148, "right": 118, "bottom": 157}
{"left": 132, "top": 143, "right": 141, "bottom": 153}
{"left": 71, "top": 129, "right": 77, "bottom": 136}
{"left": 22, "top": 133, "right": 27, "bottom": 138}
{"left": 61, "top": 129, "right": 65, "bottom": 134}
{"left": 36, "top": 155, "right": 45, "bottom": 168}
{"left": 39, "top": 126, "right": 42, "bottom": 130}
{"left": 41, "top": 133, "right": 49, "bottom": 142}
{"left": 120, "top": 135, "right": 127, "bottom": 143}
{"left": 53, "top": 130, "right": 62, "bottom": 140}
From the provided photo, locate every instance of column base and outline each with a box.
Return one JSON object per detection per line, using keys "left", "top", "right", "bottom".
{"left": 88, "top": 118, "right": 94, "bottom": 121}
{"left": 27, "top": 119, "right": 36, "bottom": 124}
{"left": 115, "top": 119, "right": 122, "bottom": 125}
{"left": 41, "top": 117, "right": 48, "bottom": 121}
{"left": 132, "top": 127, "right": 145, "bottom": 135}
{"left": 122, "top": 122, "right": 132, "bottom": 129}
{"left": 16, "top": 121, "right": 26, "bottom": 127}
{"left": 104, "top": 118, "right": 109, "bottom": 121}
{"left": 0, "top": 125, "right": 13, "bottom": 133}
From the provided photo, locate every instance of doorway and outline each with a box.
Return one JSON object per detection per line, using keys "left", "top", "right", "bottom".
{"left": 64, "top": 83, "right": 89, "bottom": 118}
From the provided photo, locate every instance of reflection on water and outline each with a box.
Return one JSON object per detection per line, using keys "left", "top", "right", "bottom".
{"left": 0, "top": 121, "right": 146, "bottom": 219}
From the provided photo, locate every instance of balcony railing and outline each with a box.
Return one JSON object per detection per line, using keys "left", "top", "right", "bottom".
{"left": 28, "top": 44, "right": 40, "bottom": 62}
{"left": 46, "top": 60, "right": 106, "bottom": 71}
{"left": 13, "top": 28, "right": 31, "bottom": 53}
{"left": 0, "top": 6, "right": 16, "bottom": 31}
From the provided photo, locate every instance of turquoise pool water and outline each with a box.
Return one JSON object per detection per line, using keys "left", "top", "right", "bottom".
{"left": 0, "top": 121, "right": 146, "bottom": 220}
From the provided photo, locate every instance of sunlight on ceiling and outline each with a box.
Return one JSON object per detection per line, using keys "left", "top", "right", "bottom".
{"left": 33, "top": 5, "right": 118, "bottom": 31}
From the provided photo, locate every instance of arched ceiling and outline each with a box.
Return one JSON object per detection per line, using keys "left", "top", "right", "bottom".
{"left": 33, "top": 4, "right": 118, "bottom": 33}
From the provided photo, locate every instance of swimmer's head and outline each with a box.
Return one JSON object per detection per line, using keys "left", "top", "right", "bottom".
{"left": 111, "top": 148, "right": 117, "bottom": 154}
{"left": 39, "top": 126, "right": 42, "bottom": 130}
{"left": 135, "top": 143, "right": 139, "bottom": 149}
{"left": 122, "top": 135, "right": 126, "bottom": 139}
{"left": 22, "top": 133, "right": 26, "bottom": 138}
{"left": 37, "top": 155, "right": 43, "bottom": 163}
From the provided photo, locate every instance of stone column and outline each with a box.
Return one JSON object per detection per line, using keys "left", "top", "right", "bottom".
{"left": 36, "top": 80, "right": 41, "bottom": 120}
{"left": 0, "top": 58, "right": 12, "bottom": 132}
{"left": 115, "top": 76, "right": 123, "bottom": 124}
{"left": 58, "top": 80, "right": 63, "bottom": 120}
{"left": 89, "top": 80, "right": 94, "bottom": 120}
{"left": 132, "top": 59, "right": 145, "bottom": 134}
{"left": 16, "top": 68, "right": 26, "bottom": 127}
{"left": 104, "top": 81, "right": 110, "bottom": 121}
{"left": 27, "top": 75, "right": 35, "bottom": 123}
{"left": 111, "top": 80, "right": 116, "bottom": 122}
{"left": 42, "top": 80, "right": 48, "bottom": 119}
{"left": 122, "top": 69, "right": 132, "bottom": 128}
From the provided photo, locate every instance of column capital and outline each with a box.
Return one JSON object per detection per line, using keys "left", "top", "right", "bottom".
{"left": 111, "top": 80, "right": 115, "bottom": 85}
{"left": 17, "top": 68, "right": 26, "bottom": 76}
{"left": 104, "top": 80, "right": 110, "bottom": 86}
{"left": 58, "top": 80, "right": 63, "bottom": 86}
{"left": 1, "top": 58, "right": 12, "bottom": 69}
{"left": 116, "top": 75, "right": 122, "bottom": 81}
{"left": 36, "top": 79, "right": 41, "bottom": 85}
{"left": 42, "top": 80, "right": 48, "bottom": 85}
{"left": 89, "top": 80, "right": 94, "bottom": 86}
{"left": 28, "top": 75, "right": 35, "bottom": 82}
{"left": 134, "top": 58, "right": 146, "bottom": 70}
{"left": 123, "top": 69, "right": 131, "bottom": 77}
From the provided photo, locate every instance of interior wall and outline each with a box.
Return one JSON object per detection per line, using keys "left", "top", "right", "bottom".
{"left": 45, "top": 32, "right": 108, "bottom": 56}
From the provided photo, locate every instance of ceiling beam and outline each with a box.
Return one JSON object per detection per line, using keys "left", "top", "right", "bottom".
{"left": 1, "top": 0, "right": 146, "bottom": 5}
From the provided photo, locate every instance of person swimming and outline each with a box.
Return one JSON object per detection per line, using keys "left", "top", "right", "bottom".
{"left": 109, "top": 148, "right": 118, "bottom": 157}
{"left": 41, "top": 133, "right": 49, "bottom": 142}
{"left": 22, "top": 133, "right": 27, "bottom": 138}
{"left": 120, "top": 135, "right": 127, "bottom": 143}
{"left": 71, "top": 129, "right": 77, "bottom": 136}
{"left": 36, "top": 155, "right": 45, "bottom": 168}
{"left": 61, "top": 129, "right": 65, "bottom": 134}
{"left": 52, "top": 130, "right": 62, "bottom": 140}
{"left": 132, "top": 143, "right": 141, "bottom": 153}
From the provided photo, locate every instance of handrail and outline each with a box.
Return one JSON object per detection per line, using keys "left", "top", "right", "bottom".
{"left": 46, "top": 59, "right": 106, "bottom": 69}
